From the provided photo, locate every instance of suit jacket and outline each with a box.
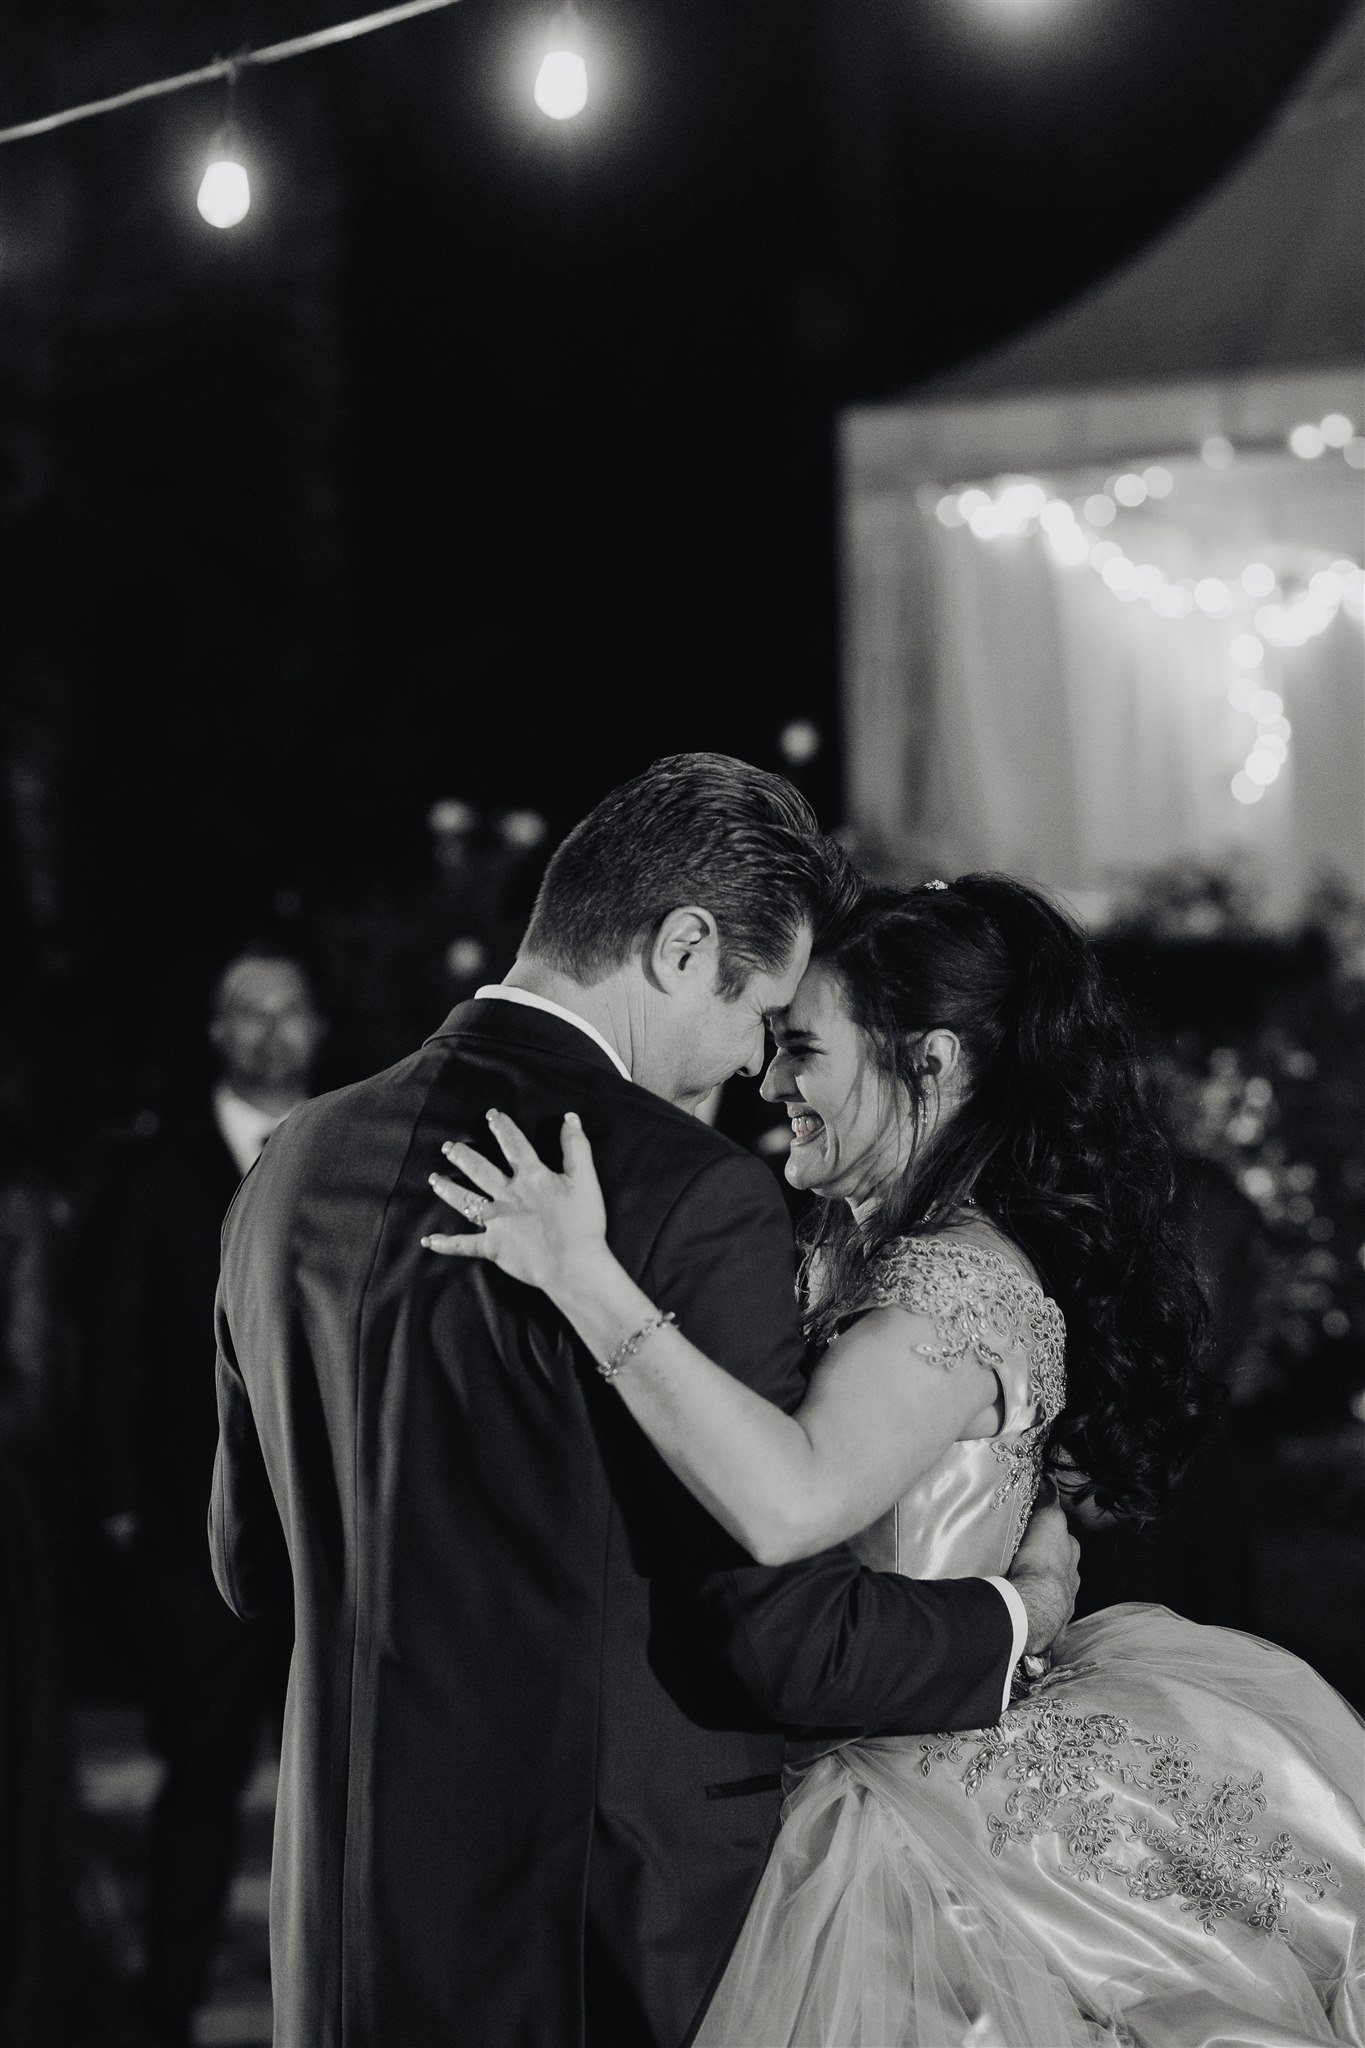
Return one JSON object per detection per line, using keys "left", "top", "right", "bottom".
{"left": 211, "top": 1000, "right": 1013, "bottom": 2048}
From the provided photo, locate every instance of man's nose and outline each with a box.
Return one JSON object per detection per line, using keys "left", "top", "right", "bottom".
{"left": 737, "top": 1035, "right": 766, "bottom": 1081}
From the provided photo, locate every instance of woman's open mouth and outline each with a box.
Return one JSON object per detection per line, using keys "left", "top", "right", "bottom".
{"left": 788, "top": 1110, "right": 825, "bottom": 1147}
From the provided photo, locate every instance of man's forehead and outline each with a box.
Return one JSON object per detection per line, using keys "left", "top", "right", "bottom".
{"left": 765, "top": 989, "right": 807, "bottom": 1031}
{"left": 772, "top": 919, "right": 814, "bottom": 985}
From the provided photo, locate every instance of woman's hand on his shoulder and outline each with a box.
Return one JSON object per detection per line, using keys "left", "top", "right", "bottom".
{"left": 423, "top": 1109, "right": 610, "bottom": 1301}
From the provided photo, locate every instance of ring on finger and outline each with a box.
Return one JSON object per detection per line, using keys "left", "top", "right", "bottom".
{"left": 463, "top": 1194, "right": 493, "bottom": 1225}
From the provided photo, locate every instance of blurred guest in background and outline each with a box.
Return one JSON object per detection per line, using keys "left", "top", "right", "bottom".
{"left": 82, "top": 949, "right": 325, "bottom": 2048}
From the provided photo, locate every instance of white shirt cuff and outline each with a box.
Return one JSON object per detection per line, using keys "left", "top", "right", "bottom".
{"left": 983, "top": 1575, "right": 1028, "bottom": 1715}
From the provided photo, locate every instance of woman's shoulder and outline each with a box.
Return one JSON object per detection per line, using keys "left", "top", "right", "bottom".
{"left": 859, "top": 1224, "right": 1065, "bottom": 1377}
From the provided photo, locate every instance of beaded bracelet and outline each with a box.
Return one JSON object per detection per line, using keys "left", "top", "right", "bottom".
{"left": 597, "top": 1309, "right": 678, "bottom": 1381}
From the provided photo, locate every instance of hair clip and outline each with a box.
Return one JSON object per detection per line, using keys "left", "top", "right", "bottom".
{"left": 923, "top": 878, "right": 948, "bottom": 891}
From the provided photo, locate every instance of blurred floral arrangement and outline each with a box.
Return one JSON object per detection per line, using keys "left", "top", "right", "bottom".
{"left": 1104, "top": 860, "right": 1365, "bottom": 1425}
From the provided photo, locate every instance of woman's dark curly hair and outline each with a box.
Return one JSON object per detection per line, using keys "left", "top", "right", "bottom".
{"left": 801, "top": 874, "right": 1215, "bottom": 1526}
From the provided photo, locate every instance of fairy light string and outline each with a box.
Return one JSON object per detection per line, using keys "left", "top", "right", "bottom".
{"left": 928, "top": 432, "right": 1365, "bottom": 811}
{"left": 0, "top": 0, "right": 466, "bottom": 147}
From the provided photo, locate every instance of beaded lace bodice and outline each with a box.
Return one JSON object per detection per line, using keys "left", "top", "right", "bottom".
{"left": 839, "top": 1233, "right": 1068, "bottom": 1576}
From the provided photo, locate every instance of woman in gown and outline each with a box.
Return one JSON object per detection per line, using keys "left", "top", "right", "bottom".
{"left": 426, "top": 874, "right": 1364, "bottom": 2048}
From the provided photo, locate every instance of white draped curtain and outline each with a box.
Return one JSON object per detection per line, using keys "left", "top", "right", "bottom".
{"left": 842, "top": 381, "right": 1365, "bottom": 912}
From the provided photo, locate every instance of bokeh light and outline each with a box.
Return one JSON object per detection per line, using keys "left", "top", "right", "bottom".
{"left": 428, "top": 798, "right": 477, "bottom": 836}
{"left": 1047, "top": 527, "right": 1091, "bottom": 566}
{"left": 499, "top": 808, "right": 549, "bottom": 849}
{"left": 778, "top": 719, "right": 823, "bottom": 765}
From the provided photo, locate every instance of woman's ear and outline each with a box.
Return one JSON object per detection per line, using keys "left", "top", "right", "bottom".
{"left": 919, "top": 1028, "right": 963, "bottom": 1083}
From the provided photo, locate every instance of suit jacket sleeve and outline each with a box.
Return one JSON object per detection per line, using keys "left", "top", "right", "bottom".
{"left": 210, "top": 1267, "right": 290, "bottom": 1622}
{"left": 639, "top": 1151, "right": 1014, "bottom": 1737}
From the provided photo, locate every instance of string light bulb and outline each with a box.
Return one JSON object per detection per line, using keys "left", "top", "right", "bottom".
{"left": 535, "top": 4, "right": 588, "bottom": 120}
{"left": 197, "top": 152, "right": 250, "bottom": 228}
{"left": 197, "top": 64, "right": 249, "bottom": 230}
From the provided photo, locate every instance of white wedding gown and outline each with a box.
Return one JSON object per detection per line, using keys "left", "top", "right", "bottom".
{"left": 696, "top": 1234, "right": 1364, "bottom": 2048}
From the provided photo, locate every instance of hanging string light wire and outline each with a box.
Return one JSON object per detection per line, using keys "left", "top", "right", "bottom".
{"left": 0, "top": 0, "right": 465, "bottom": 147}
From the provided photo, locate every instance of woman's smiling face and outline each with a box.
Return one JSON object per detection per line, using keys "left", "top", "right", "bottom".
{"left": 760, "top": 960, "right": 911, "bottom": 1206}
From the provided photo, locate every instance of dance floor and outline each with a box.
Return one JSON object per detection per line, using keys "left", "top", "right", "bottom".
{"left": 76, "top": 1707, "right": 274, "bottom": 2047}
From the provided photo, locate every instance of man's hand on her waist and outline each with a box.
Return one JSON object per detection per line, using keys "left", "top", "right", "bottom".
{"left": 1006, "top": 1487, "right": 1080, "bottom": 1657}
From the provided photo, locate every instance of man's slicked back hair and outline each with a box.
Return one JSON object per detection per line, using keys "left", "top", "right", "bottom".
{"left": 522, "top": 752, "right": 854, "bottom": 996}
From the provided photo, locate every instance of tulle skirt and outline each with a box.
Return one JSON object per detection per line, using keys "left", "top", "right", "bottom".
{"left": 697, "top": 1605, "right": 1364, "bottom": 2048}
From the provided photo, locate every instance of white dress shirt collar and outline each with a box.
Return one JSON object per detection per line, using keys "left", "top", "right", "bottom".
{"left": 213, "top": 1083, "right": 291, "bottom": 1177}
{"left": 474, "top": 984, "right": 632, "bottom": 1084}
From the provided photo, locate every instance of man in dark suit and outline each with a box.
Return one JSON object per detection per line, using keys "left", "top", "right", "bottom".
{"left": 85, "top": 947, "right": 325, "bottom": 2048}
{"left": 211, "top": 756, "right": 1077, "bottom": 2048}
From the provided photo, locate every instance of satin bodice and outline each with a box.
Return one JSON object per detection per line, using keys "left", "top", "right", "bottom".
{"left": 838, "top": 1231, "right": 1067, "bottom": 1581}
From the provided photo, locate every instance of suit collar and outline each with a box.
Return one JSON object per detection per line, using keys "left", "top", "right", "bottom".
{"left": 426, "top": 997, "right": 638, "bottom": 1087}
{"left": 471, "top": 984, "right": 631, "bottom": 1081}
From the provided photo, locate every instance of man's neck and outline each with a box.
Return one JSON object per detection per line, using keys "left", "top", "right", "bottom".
{"left": 501, "top": 956, "right": 638, "bottom": 1081}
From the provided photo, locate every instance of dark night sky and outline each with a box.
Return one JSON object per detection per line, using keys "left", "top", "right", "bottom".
{"left": 0, "top": 0, "right": 1354, "bottom": 1100}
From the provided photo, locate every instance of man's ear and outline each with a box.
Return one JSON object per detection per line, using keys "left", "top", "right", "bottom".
{"left": 646, "top": 907, "right": 721, "bottom": 992}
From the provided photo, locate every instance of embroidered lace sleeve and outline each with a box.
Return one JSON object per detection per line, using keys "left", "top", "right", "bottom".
{"left": 856, "top": 1235, "right": 1068, "bottom": 1547}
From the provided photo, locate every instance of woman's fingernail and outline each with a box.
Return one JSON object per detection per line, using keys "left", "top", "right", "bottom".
{"left": 564, "top": 1112, "right": 581, "bottom": 1128}
{"left": 442, "top": 1141, "right": 455, "bottom": 1157}
{"left": 428, "top": 1172, "right": 439, "bottom": 1186}
{"left": 486, "top": 1108, "right": 500, "bottom": 1123}
{"left": 420, "top": 1236, "right": 432, "bottom": 1248}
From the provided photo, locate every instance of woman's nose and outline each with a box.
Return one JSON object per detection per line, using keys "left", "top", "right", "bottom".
{"left": 759, "top": 1051, "right": 790, "bottom": 1102}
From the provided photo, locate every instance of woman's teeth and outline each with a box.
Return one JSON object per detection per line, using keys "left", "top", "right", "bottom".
{"left": 789, "top": 1111, "right": 824, "bottom": 1145}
